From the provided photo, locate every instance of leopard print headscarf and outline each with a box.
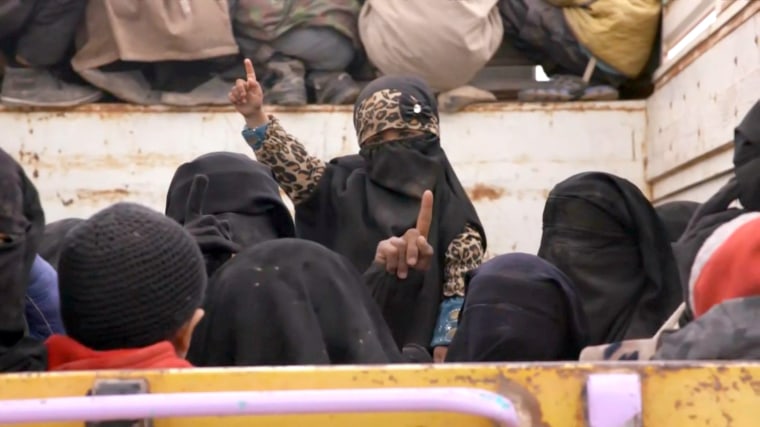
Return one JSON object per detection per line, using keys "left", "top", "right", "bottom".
{"left": 353, "top": 77, "right": 440, "bottom": 147}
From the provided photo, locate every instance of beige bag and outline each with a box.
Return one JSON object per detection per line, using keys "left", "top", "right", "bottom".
{"left": 72, "top": 0, "right": 238, "bottom": 71}
{"left": 579, "top": 303, "right": 686, "bottom": 361}
{"left": 359, "top": 0, "right": 503, "bottom": 92}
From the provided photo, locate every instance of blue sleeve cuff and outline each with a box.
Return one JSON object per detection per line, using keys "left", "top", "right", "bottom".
{"left": 430, "top": 297, "right": 464, "bottom": 347}
{"left": 242, "top": 122, "right": 269, "bottom": 150}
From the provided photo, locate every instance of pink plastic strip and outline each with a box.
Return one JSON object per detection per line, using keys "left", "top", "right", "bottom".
{"left": 0, "top": 387, "right": 519, "bottom": 426}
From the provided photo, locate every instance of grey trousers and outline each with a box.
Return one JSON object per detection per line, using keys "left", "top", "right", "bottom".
{"left": 237, "top": 26, "right": 355, "bottom": 72}
{"left": 0, "top": 0, "right": 86, "bottom": 67}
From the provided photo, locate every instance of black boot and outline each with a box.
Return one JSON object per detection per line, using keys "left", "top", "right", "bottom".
{"left": 307, "top": 71, "right": 360, "bottom": 105}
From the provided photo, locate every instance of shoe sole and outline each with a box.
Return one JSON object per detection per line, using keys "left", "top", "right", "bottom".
{"left": 1, "top": 91, "right": 103, "bottom": 107}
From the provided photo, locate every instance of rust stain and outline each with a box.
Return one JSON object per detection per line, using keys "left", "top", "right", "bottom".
{"left": 0, "top": 103, "right": 354, "bottom": 115}
{"left": 467, "top": 184, "right": 505, "bottom": 202}
{"left": 0, "top": 100, "right": 646, "bottom": 115}
{"left": 75, "top": 188, "right": 131, "bottom": 203}
{"left": 56, "top": 192, "right": 74, "bottom": 207}
{"left": 497, "top": 373, "right": 550, "bottom": 427}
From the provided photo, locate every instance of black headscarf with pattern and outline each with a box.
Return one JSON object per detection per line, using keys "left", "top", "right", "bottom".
{"left": 295, "top": 76, "right": 485, "bottom": 349}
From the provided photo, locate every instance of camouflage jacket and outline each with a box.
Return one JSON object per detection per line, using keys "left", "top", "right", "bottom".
{"left": 233, "top": 0, "right": 360, "bottom": 44}
{"left": 653, "top": 296, "right": 760, "bottom": 361}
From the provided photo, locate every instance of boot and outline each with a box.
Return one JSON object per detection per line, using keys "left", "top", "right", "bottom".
{"left": 78, "top": 68, "right": 160, "bottom": 105}
{"left": 437, "top": 85, "right": 496, "bottom": 113}
{"left": 1, "top": 66, "right": 102, "bottom": 107}
{"left": 307, "top": 71, "right": 360, "bottom": 105}
{"left": 161, "top": 75, "right": 231, "bottom": 106}
{"left": 263, "top": 57, "right": 307, "bottom": 106}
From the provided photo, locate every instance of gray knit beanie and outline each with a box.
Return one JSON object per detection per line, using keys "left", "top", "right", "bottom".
{"left": 58, "top": 202, "right": 206, "bottom": 350}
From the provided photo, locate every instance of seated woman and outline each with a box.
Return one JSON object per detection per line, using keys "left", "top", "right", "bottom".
{"left": 538, "top": 172, "right": 681, "bottom": 346}
{"left": 446, "top": 253, "right": 588, "bottom": 362}
{"left": 188, "top": 238, "right": 408, "bottom": 366}
{"left": 228, "top": 60, "right": 487, "bottom": 361}
{"left": 165, "top": 152, "right": 296, "bottom": 276}
{"left": 71, "top": 0, "right": 239, "bottom": 105}
{"left": 232, "top": 0, "right": 362, "bottom": 105}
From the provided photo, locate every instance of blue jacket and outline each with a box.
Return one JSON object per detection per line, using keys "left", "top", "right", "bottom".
{"left": 25, "top": 255, "right": 65, "bottom": 339}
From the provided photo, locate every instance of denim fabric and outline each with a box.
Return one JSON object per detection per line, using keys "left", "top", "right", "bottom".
{"left": 25, "top": 254, "right": 64, "bottom": 340}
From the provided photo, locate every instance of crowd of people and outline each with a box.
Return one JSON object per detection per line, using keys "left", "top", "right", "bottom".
{"left": 1, "top": 56, "right": 759, "bottom": 372}
{"left": 0, "top": 0, "right": 662, "bottom": 108}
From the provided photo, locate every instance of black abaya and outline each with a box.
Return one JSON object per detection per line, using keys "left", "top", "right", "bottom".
{"left": 295, "top": 77, "right": 485, "bottom": 349}
{"left": 538, "top": 172, "right": 681, "bottom": 345}
{"left": 187, "top": 238, "right": 404, "bottom": 366}
{"left": 446, "top": 253, "right": 588, "bottom": 362}
{"left": 0, "top": 148, "right": 47, "bottom": 371}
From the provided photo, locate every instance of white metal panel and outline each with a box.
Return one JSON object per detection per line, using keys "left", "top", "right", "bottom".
{"left": 2, "top": 101, "right": 646, "bottom": 255}
{"left": 646, "top": 11, "right": 760, "bottom": 202}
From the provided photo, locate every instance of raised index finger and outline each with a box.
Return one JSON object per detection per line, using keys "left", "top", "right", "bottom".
{"left": 415, "top": 190, "right": 433, "bottom": 239}
{"left": 244, "top": 58, "right": 256, "bottom": 81}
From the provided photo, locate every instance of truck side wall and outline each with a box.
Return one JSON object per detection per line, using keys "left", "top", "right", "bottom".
{"left": 3, "top": 102, "right": 646, "bottom": 255}
{"left": 646, "top": 2, "right": 760, "bottom": 203}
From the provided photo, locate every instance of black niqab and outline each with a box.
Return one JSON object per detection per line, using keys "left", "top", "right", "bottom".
{"left": 166, "top": 152, "right": 295, "bottom": 247}
{"left": 0, "top": 148, "right": 47, "bottom": 372}
{"left": 39, "top": 218, "right": 84, "bottom": 271}
{"left": 538, "top": 172, "right": 681, "bottom": 345}
{"left": 187, "top": 238, "right": 404, "bottom": 366}
{"left": 446, "top": 253, "right": 588, "bottom": 362}
{"left": 655, "top": 201, "right": 700, "bottom": 243}
{"left": 733, "top": 100, "right": 760, "bottom": 210}
{"left": 295, "top": 76, "right": 485, "bottom": 349}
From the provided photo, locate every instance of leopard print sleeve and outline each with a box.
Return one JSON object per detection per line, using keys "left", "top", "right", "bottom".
{"left": 443, "top": 223, "right": 485, "bottom": 297}
{"left": 249, "top": 116, "right": 326, "bottom": 205}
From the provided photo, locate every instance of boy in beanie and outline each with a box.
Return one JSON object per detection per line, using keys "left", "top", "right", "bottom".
{"left": 46, "top": 202, "right": 207, "bottom": 370}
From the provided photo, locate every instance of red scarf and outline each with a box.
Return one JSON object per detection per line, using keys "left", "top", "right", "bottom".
{"left": 46, "top": 335, "right": 192, "bottom": 370}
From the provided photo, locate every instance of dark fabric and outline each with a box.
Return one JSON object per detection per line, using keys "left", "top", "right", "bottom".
{"left": 672, "top": 178, "right": 743, "bottom": 324}
{"left": 236, "top": 26, "right": 355, "bottom": 71}
{"left": 446, "top": 253, "right": 588, "bottom": 362}
{"left": 166, "top": 152, "right": 295, "bottom": 248}
{"left": 497, "top": 0, "right": 625, "bottom": 88}
{"left": 733, "top": 100, "right": 760, "bottom": 211}
{"left": 38, "top": 218, "right": 83, "bottom": 271}
{"left": 654, "top": 296, "right": 760, "bottom": 361}
{"left": 25, "top": 255, "right": 64, "bottom": 340}
{"left": 655, "top": 201, "right": 700, "bottom": 243}
{"left": 58, "top": 202, "right": 207, "bottom": 351}
{"left": 538, "top": 172, "right": 681, "bottom": 345}
{"left": 5, "top": 0, "right": 87, "bottom": 66}
{"left": 0, "top": 0, "right": 35, "bottom": 39}
{"left": 170, "top": 173, "right": 242, "bottom": 277}
{"left": 0, "top": 147, "right": 47, "bottom": 372}
{"left": 187, "top": 238, "right": 404, "bottom": 367}
{"left": 295, "top": 76, "right": 485, "bottom": 349}
{"left": 46, "top": 335, "right": 191, "bottom": 370}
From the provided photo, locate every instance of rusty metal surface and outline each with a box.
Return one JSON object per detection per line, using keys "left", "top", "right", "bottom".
{"left": 1, "top": 101, "right": 646, "bottom": 255}
{"left": 646, "top": 11, "right": 759, "bottom": 202}
{"left": 0, "top": 363, "right": 759, "bottom": 426}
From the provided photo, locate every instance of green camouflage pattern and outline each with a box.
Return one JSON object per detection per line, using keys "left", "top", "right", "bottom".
{"left": 234, "top": 0, "right": 360, "bottom": 44}
{"left": 653, "top": 297, "right": 760, "bottom": 361}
